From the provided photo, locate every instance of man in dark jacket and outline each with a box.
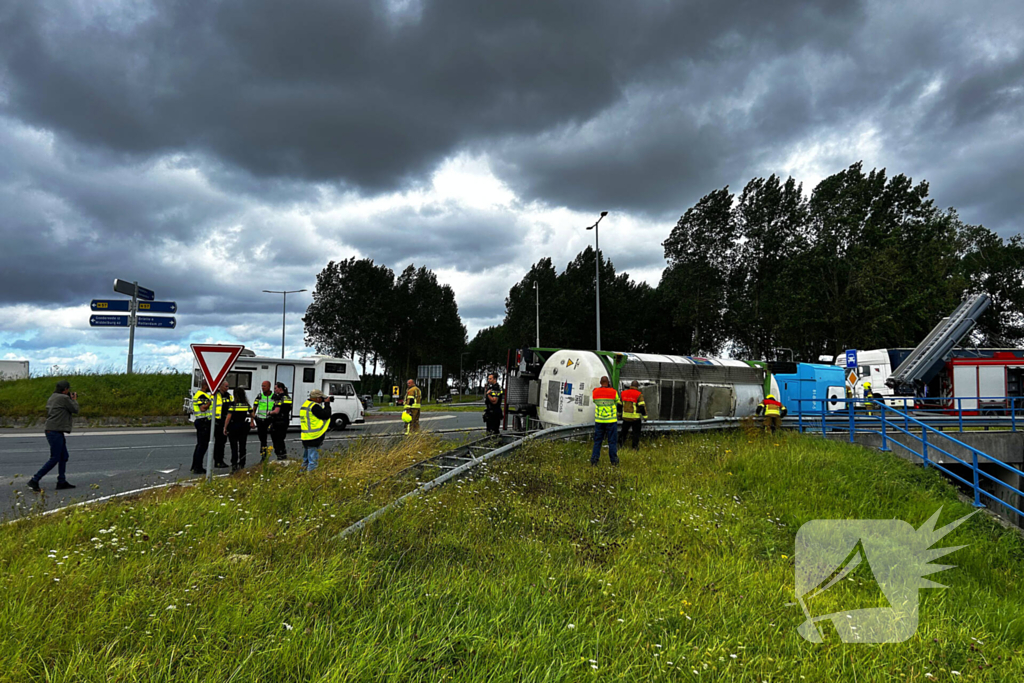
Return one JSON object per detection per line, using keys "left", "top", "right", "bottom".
{"left": 483, "top": 373, "right": 504, "bottom": 436}
{"left": 28, "top": 380, "right": 80, "bottom": 492}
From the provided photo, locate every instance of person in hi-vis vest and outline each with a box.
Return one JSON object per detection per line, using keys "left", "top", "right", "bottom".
{"left": 591, "top": 376, "right": 620, "bottom": 466}
{"left": 617, "top": 380, "right": 647, "bottom": 450}
{"left": 299, "top": 389, "right": 332, "bottom": 472}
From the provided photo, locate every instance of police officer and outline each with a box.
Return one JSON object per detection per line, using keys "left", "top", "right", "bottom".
{"left": 404, "top": 379, "right": 422, "bottom": 433}
{"left": 756, "top": 393, "right": 787, "bottom": 433}
{"left": 299, "top": 389, "right": 332, "bottom": 472}
{"left": 251, "top": 381, "right": 275, "bottom": 461}
{"left": 618, "top": 380, "right": 647, "bottom": 450}
{"left": 268, "top": 382, "right": 293, "bottom": 460}
{"left": 591, "top": 376, "right": 620, "bottom": 466}
{"left": 483, "top": 373, "right": 504, "bottom": 436}
{"left": 212, "top": 380, "right": 232, "bottom": 468}
{"left": 223, "top": 387, "right": 253, "bottom": 472}
{"left": 190, "top": 379, "right": 213, "bottom": 474}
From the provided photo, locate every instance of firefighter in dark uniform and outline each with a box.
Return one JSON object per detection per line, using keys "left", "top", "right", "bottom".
{"left": 483, "top": 373, "right": 504, "bottom": 436}
{"left": 252, "top": 381, "right": 275, "bottom": 461}
{"left": 190, "top": 379, "right": 213, "bottom": 474}
{"left": 268, "top": 382, "right": 293, "bottom": 460}
{"left": 756, "top": 393, "right": 787, "bottom": 434}
{"left": 212, "top": 380, "right": 232, "bottom": 468}
{"left": 223, "top": 387, "right": 253, "bottom": 472}
{"left": 618, "top": 380, "right": 647, "bottom": 450}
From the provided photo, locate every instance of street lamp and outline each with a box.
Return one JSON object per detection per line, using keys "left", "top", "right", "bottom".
{"left": 460, "top": 351, "right": 469, "bottom": 396}
{"left": 262, "top": 289, "right": 307, "bottom": 358}
{"left": 533, "top": 280, "right": 540, "bottom": 347}
{"left": 586, "top": 211, "right": 609, "bottom": 350}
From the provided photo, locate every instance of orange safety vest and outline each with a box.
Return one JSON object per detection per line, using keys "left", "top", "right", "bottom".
{"left": 592, "top": 387, "right": 619, "bottom": 423}
{"left": 621, "top": 388, "right": 645, "bottom": 420}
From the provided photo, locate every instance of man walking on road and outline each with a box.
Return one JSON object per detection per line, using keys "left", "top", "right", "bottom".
{"left": 252, "top": 381, "right": 275, "bottom": 461}
{"left": 28, "top": 380, "right": 80, "bottom": 492}
{"left": 404, "top": 379, "right": 422, "bottom": 433}
{"left": 591, "top": 376, "right": 620, "bottom": 466}
{"left": 483, "top": 373, "right": 504, "bottom": 436}
{"left": 190, "top": 379, "right": 212, "bottom": 474}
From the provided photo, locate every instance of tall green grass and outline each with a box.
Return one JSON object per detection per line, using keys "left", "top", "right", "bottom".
{"left": 1, "top": 431, "right": 1021, "bottom": 681}
{"left": 0, "top": 373, "right": 189, "bottom": 419}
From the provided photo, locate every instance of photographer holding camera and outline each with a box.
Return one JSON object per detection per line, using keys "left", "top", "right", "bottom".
{"left": 298, "top": 389, "right": 332, "bottom": 472}
{"left": 27, "top": 380, "right": 80, "bottom": 492}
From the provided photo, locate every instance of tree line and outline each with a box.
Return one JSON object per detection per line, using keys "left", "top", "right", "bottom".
{"left": 303, "top": 259, "right": 466, "bottom": 391}
{"left": 477, "top": 162, "right": 1024, "bottom": 366}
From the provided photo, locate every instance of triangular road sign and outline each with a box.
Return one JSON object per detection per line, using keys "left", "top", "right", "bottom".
{"left": 190, "top": 344, "right": 245, "bottom": 391}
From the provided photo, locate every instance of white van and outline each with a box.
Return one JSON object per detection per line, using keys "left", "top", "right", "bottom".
{"left": 187, "top": 351, "right": 364, "bottom": 430}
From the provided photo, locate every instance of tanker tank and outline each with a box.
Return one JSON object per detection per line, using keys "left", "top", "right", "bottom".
{"left": 534, "top": 349, "right": 769, "bottom": 428}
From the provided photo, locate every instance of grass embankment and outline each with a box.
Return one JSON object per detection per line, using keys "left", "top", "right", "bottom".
{"left": 2, "top": 431, "right": 1023, "bottom": 681}
{"left": 0, "top": 373, "right": 189, "bottom": 419}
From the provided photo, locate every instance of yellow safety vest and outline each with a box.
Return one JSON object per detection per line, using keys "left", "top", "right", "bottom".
{"left": 299, "top": 399, "right": 329, "bottom": 441}
{"left": 592, "top": 387, "right": 619, "bottom": 424}
{"left": 192, "top": 391, "right": 213, "bottom": 420}
{"left": 405, "top": 387, "right": 421, "bottom": 409}
{"left": 214, "top": 391, "right": 233, "bottom": 420}
{"left": 253, "top": 392, "right": 274, "bottom": 418}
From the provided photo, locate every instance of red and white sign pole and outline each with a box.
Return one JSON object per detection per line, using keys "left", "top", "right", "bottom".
{"left": 190, "top": 344, "right": 245, "bottom": 482}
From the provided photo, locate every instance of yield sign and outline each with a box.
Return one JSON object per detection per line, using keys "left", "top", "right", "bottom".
{"left": 190, "top": 344, "right": 245, "bottom": 390}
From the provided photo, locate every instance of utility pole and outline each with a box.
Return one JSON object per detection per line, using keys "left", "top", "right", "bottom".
{"left": 534, "top": 280, "right": 540, "bottom": 347}
{"left": 127, "top": 281, "right": 138, "bottom": 374}
{"left": 263, "top": 289, "right": 307, "bottom": 358}
{"left": 586, "top": 212, "right": 608, "bottom": 350}
{"left": 460, "top": 351, "right": 469, "bottom": 396}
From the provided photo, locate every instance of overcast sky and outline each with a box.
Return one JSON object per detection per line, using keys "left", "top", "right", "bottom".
{"left": 2, "top": 0, "right": 1022, "bottom": 373}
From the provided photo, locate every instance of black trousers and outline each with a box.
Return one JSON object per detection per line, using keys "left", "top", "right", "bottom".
{"left": 618, "top": 419, "right": 642, "bottom": 449}
{"left": 270, "top": 421, "right": 289, "bottom": 458}
{"left": 214, "top": 421, "right": 228, "bottom": 465}
{"left": 228, "top": 423, "right": 250, "bottom": 468}
{"left": 254, "top": 418, "right": 270, "bottom": 450}
{"left": 484, "top": 411, "right": 502, "bottom": 435}
{"left": 191, "top": 419, "right": 211, "bottom": 471}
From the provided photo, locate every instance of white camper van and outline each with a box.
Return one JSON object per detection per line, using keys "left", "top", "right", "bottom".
{"left": 187, "top": 351, "right": 364, "bottom": 430}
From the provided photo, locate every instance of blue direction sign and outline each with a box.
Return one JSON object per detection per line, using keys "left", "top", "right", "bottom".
{"left": 91, "top": 299, "right": 131, "bottom": 312}
{"left": 136, "top": 315, "right": 176, "bottom": 329}
{"left": 90, "top": 314, "right": 129, "bottom": 327}
{"left": 845, "top": 349, "right": 858, "bottom": 369}
{"left": 136, "top": 301, "right": 177, "bottom": 314}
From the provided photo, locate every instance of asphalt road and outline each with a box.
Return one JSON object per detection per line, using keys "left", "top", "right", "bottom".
{"left": 0, "top": 412, "right": 487, "bottom": 519}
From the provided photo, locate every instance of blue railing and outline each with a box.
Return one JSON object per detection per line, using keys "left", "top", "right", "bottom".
{"left": 789, "top": 396, "right": 1021, "bottom": 434}
{"left": 788, "top": 397, "right": 1024, "bottom": 521}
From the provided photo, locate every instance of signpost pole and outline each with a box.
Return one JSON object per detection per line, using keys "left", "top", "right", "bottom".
{"left": 127, "top": 282, "right": 138, "bottom": 374}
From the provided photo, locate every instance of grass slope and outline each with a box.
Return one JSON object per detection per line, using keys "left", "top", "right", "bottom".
{"left": 1, "top": 431, "right": 1022, "bottom": 681}
{"left": 0, "top": 373, "right": 189, "bottom": 419}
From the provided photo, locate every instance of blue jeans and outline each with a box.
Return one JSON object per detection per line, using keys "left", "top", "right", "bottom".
{"left": 301, "top": 444, "right": 320, "bottom": 472}
{"left": 35, "top": 431, "right": 70, "bottom": 484}
{"left": 591, "top": 422, "right": 619, "bottom": 465}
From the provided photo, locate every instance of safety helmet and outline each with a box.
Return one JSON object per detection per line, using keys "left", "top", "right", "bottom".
{"left": 864, "top": 381, "right": 871, "bottom": 388}
{"left": 766, "top": 394, "right": 775, "bottom": 400}
{"left": 401, "top": 411, "right": 412, "bottom": 423}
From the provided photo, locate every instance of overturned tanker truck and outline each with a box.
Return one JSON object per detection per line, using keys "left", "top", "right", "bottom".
{"left": 503, "top": 348, "right": 778, "bottom": 430}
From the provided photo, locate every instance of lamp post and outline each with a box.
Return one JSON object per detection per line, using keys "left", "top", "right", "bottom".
{"left": 534, "top": 280, "right": 540, "bottom": 347}
{"left": 585, "top": 211, "right": 609, "bottom": 350}
{"left": 460, "top": 351, "right": 469, "bottom": 397}
{"left": 262, "top": 289, "right": 307, "bottom": 358}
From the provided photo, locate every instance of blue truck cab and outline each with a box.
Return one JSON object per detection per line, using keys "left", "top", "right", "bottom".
{"left": 770, "top": 362, "right": 847, "bottom": 416}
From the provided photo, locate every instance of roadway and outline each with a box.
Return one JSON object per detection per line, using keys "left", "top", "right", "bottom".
{"left": 0, "top": 412, "right": 487, "bottom": 519}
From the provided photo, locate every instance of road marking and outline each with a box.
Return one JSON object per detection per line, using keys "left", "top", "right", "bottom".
{"left": 157, "top": 468, "right": 177, "bottom": 474}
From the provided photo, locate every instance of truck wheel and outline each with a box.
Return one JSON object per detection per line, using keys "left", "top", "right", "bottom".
{"left": 332, "top": 415, "right": 350, "bottom": 431}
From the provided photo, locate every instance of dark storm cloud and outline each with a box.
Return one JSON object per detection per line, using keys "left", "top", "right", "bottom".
{"left": 1, "top": 0, "right": 862, "bottom": 193}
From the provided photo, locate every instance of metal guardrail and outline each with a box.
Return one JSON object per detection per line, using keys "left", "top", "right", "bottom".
{"left": 790, "top": 398, "right": 1024, "bottom": 520}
